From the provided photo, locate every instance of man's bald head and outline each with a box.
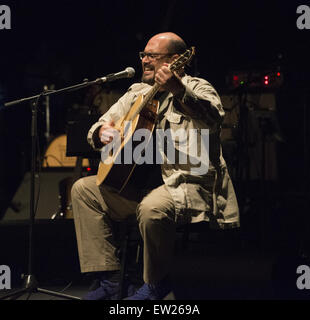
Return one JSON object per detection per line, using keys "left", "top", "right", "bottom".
{"left": 147, "top": 32, "right": 187, "bottom": 55}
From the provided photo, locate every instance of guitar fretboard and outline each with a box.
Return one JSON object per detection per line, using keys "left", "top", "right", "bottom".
{"left": 129, "top": 82, "right": 161, "bottom": 121}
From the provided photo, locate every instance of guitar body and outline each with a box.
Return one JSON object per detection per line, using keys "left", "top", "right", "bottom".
{"left": 96, "top": 94, "right": 159, "bottom": 195}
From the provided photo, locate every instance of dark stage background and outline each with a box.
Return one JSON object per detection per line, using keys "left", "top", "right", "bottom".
{"left": 0, "top": 0, "right": 309, "bottom": 298}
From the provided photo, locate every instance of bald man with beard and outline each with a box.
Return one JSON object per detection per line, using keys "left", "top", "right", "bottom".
{"left": 71, "top": 32, "right": 239, "bottom": 300}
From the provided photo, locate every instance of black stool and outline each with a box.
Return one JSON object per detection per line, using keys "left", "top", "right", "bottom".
{"left": 177, "top": 221, "right": 210, "bottom": 250}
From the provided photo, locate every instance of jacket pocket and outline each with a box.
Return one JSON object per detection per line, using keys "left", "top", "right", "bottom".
{"left": 166, "top": 112, "right": 182, "bottom": 124}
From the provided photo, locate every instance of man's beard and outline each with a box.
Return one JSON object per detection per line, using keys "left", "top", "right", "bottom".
{"left": 141, "top": 74, "right": 155, "bottom": 85}
{"left": 141, "top": 63, "right": 155, "bottom": 85}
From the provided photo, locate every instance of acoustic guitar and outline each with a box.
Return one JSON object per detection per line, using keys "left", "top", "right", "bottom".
{"left": 96, "top": 47, "right": 195, "bottom": 194}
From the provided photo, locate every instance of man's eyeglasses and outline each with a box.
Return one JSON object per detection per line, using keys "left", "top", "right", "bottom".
{"left": 139, "top": 52, "right": 174, "bottom": 61}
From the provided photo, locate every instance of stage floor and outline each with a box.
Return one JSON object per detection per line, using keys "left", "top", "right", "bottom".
{"left": 0, "top": 219, "right": 309, "bottom": 300}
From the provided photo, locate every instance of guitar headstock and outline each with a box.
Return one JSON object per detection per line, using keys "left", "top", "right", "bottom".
{"left": 169, "top": 46, "right": 196, "bottom": 72}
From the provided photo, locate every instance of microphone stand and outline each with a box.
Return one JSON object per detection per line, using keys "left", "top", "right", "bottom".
{"left": 0, "top": 76, "right": 112, "bottom": 300}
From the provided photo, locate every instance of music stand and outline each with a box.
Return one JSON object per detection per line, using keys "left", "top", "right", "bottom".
{"left": 0, "top": 77, "right": 110, "bottom": 300}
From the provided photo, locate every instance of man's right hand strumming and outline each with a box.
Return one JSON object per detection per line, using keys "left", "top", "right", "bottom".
{"left": 99, "top": 121, "right": 120, "bottom": 145}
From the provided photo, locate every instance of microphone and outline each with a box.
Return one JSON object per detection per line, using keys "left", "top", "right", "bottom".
{"left": 97, "top": 67, "right": 135, "bottom": 83}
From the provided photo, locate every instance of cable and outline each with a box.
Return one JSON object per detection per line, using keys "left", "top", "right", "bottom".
{"left": 32, "top": 93, "right": 45, "bottom": 219}
{"left": 34, "top": 132, "right": 41, "bottom": 219}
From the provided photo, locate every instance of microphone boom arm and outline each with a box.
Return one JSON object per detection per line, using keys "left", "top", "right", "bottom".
{"left": 4, "top": 67, "right": 135, "bottom": 108}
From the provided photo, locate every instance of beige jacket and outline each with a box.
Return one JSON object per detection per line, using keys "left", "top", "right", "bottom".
{"left": 88, "top": 75, "right": 240, "bottom": 229}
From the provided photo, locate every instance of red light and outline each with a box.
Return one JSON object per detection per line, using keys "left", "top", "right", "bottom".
{"left": 233, "top": 75, "right": 238, "bottom": 81}
{"left": 277, "top": 72, "right": 281, "bottom": 77}
{"left": 87, "top": 167, "right": 91, "bottom": 172}
{"left": 264, "top": 76, "right": 269, "bottom": 80}
{"left": 264, "top": 80, "right": 269, "bottom": 85}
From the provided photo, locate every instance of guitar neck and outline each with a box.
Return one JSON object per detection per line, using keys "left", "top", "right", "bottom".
{"left": 144, "top": 82, "right": 161, "bottom": 101}
{"left": 129, "top": 82, "right": 161, "bottom": 121}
